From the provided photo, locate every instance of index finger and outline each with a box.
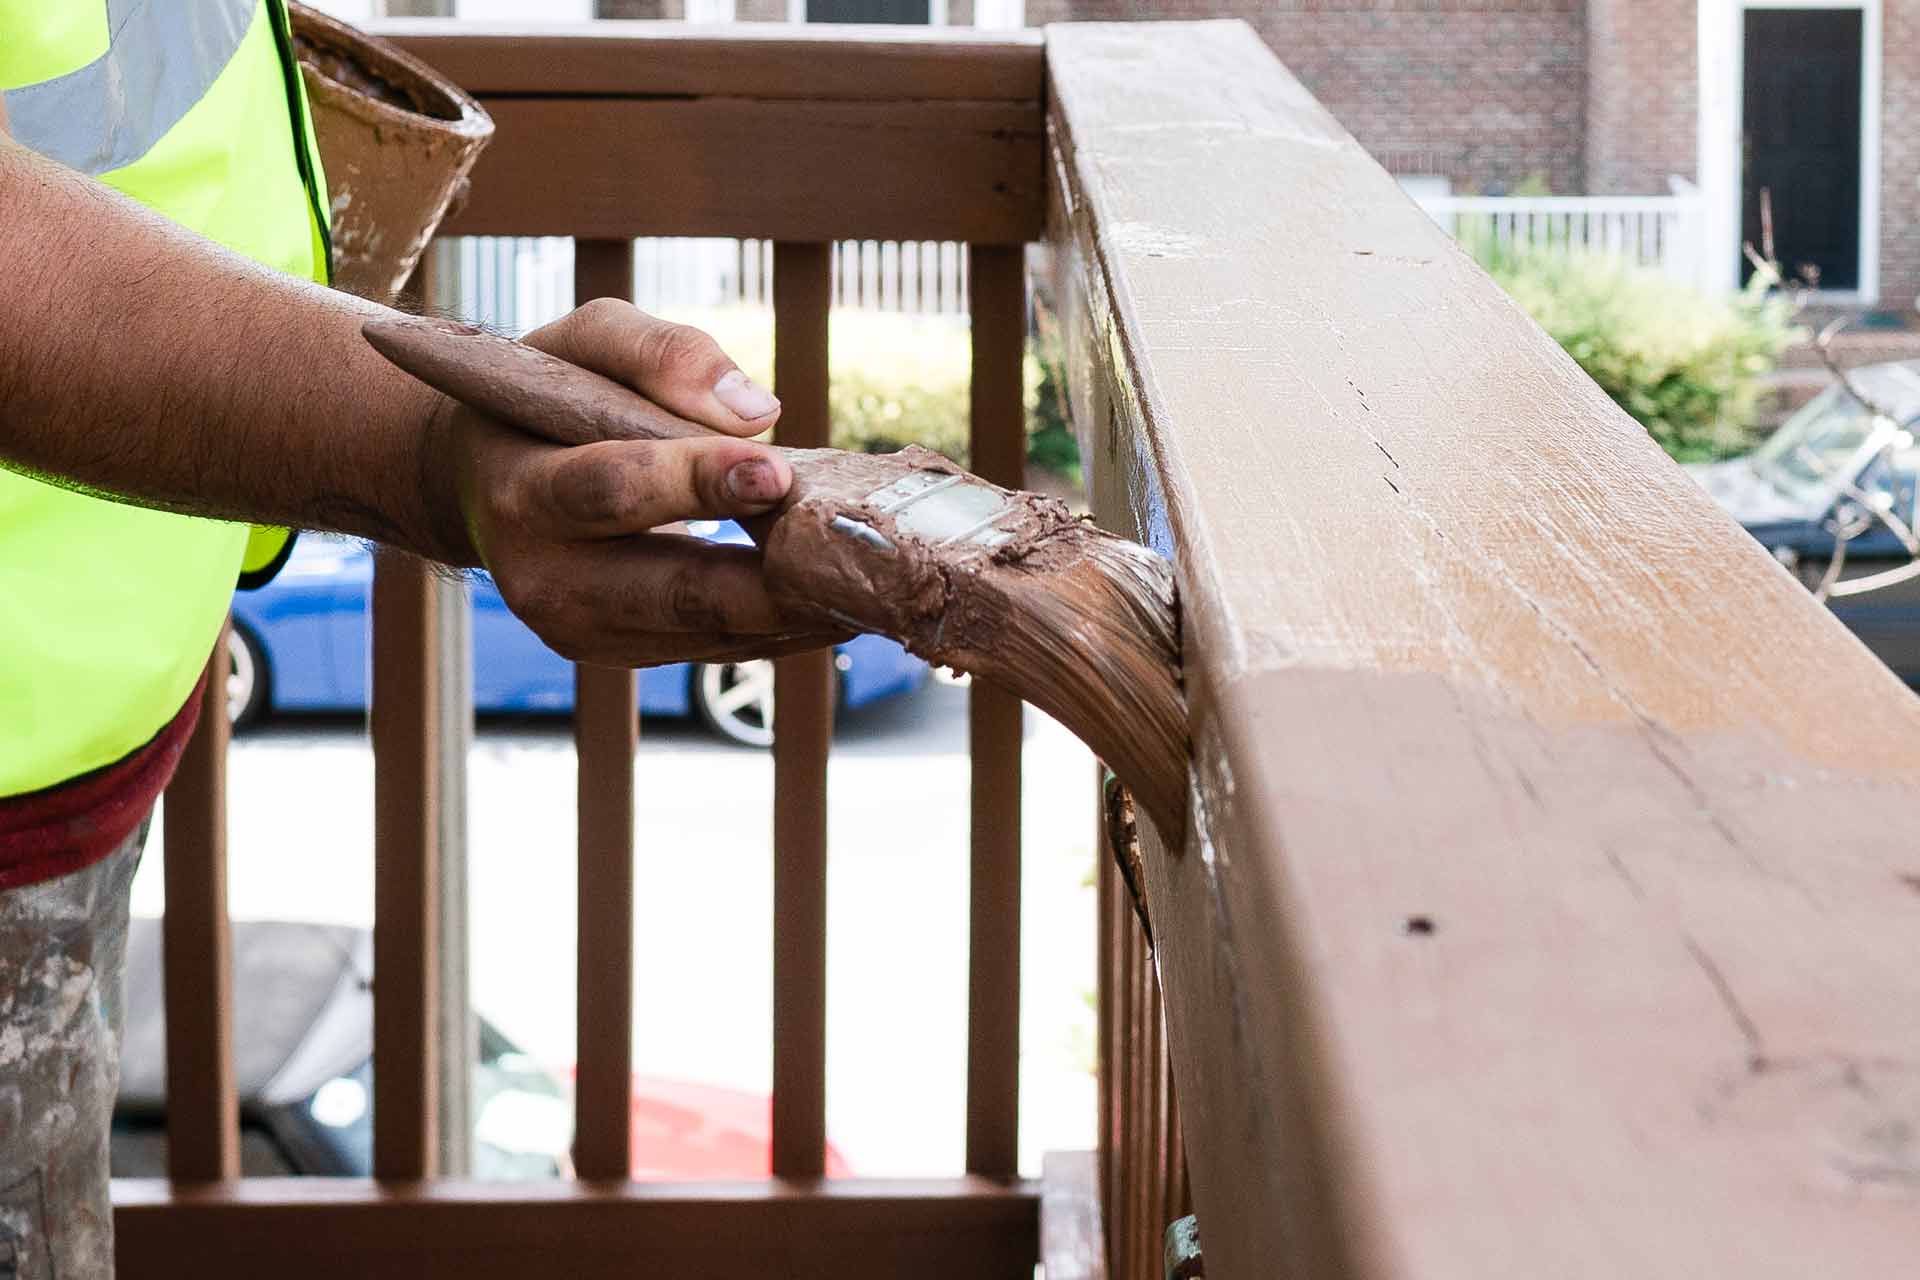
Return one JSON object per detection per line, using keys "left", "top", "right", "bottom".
{"left": 529, "top": 299, "right": 780, "bottom": 438}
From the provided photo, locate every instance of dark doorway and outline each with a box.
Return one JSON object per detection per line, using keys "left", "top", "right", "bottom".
{"left": 806, "top": 0, "right": 930, "bottom": 20}
{"left": 1741, "top": 8, "right": 1864, "bottom": 290}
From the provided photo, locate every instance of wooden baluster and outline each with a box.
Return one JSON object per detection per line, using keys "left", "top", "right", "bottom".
{"left": 771, "top": 241, "right": 834, "bottom": 1180}
{"left": 1096, "top": 778, "right": 1122, "bottom": 1276}
{"left": 1095, "top": 758, "right": 1187, "bottom": 1280}
{"left": 965, "top": 244, "right": 1027, "bottom": 1183}
{"left": 371, "top": 550, "right": 441, "bottom": 1180}
{"left": 571, "top": 239, "right": 640, "bottom": 1183}
{"left": 161, "top": 627, "right": 239, "bottom": 1181}
{"left": 1125, "top": 889, "right": 1149, "bottom": 1280}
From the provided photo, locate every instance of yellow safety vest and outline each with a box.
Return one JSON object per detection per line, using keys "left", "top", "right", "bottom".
{"left": 1, "top": 0, "right": 330, "bottom": 797}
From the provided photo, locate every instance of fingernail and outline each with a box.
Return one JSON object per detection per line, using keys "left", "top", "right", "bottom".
{"left": 714, "top": 369, "right": 780, "bottom": 420}
{"left": 726, "top": 459, "right": 784, "bottom": 505}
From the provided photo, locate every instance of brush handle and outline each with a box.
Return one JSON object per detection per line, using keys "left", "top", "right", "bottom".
{"left": 363, "top": 319, "right": 1190, "bottom": 841}
{"left": 364, "top": 315, "right": 725, "bottom": 449}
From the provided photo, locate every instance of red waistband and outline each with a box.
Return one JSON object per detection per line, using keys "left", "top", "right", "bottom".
{"left": 0, "top": 675, "right": 206, "bottom": 891}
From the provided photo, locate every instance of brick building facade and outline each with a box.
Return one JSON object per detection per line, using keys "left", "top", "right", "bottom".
{"left": 1025, "top": 0, "right": 1914, "bottom": 310}
{"left": 1583, "top": 0, "right": 1695, "bottom": 191}
{"left": 606, "top": 0, "right": 1916, "bottom": 310}
{"left": 1025, "top": 0, "right": 1589, "bottom": 195}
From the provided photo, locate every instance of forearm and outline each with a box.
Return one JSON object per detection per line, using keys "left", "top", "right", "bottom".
{"left": 0, "top": 134, "right": 476, "bottom": 564}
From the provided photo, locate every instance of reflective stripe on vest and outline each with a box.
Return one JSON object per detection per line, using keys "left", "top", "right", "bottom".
{"left": 0, "top": 0, "right": 329, "bottom": 799}
{"left": 3, "top": 0, "right": 258, "bottom": 175}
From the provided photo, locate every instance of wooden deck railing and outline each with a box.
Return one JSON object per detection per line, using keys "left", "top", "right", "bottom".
{"left": 1052, "top": 18, "right": 1920, "bottom": 1280}
{"left": 130, "top": 23, "right": 1043, "bottom": 1280}
{"left": 133, "top": 17, "right": 1920, "bottom": 1280}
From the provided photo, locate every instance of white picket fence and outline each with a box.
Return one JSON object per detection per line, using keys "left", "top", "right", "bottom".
{"left": 1413, "top": 180, "right": 1712, "bottom": 293}
{"left": 720, "top": 239, "right": 971, "bottom": 315}
{"left": 442, "top": 236, "right": 969, "bottom": 336}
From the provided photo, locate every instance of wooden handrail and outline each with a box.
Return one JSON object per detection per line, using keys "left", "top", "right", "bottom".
{"left": 1051, "top": 18, "right": 1920, "bottom": 1279}
{"left": 372, "top": 19, "right": 1043, "bottom": 100}
{"left": 383, "top": 23, "right": 1045, "bottom": 244}
{"left": 114, "top": 1177, "right": 1039, "bottom": 1280}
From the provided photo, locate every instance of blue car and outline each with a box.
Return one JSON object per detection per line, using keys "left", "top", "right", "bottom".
{"left": 226, "top": 521, "right": 928, "bottom": 745}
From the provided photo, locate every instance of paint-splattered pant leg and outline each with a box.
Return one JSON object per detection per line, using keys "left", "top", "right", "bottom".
{"left": 0, "top": 826, "right": 144, "bottom": 1280}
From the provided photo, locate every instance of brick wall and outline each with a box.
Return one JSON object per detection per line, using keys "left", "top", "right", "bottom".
{"left": 1881, "top": 0, "right": 1920, "bottom": 308}
{"left": 1026, "top": 0, "right": 1586, "bottom": 194}
{"left": 1583, "top": 0, "right": 1693, "bottom": 193}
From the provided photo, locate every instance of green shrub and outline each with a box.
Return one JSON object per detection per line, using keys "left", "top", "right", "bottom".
{"left": 1023, "top": 350, "right": 1081, "bottom": 488}
{"left": 655, "top": 307, "right": 1080, "bottom": 481}
{"left": 1475, "top": 243, "right": 1802, "bottom": 462}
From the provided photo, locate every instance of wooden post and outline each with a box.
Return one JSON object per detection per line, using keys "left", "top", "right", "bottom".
{"left": 371, "top": 550, "right": 440, "bottom": 1180}
{"left": 965, "top": 243, "right": 1027, "bottom": 1184}
{"left": 771, "top": 241, "right": 834, "bottom": 1180}
{"left": 571, "top": 238, "right": 640, "bottom": 1183}
{"left": 160, "top": 631, "right": 239, "bottom": 1182}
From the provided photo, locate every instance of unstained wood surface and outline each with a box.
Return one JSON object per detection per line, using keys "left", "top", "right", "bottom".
{"left": 1052, "top": 19, "right": 1920, "bottom": 1280}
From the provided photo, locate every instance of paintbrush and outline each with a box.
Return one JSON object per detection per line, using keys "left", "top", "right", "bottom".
{"left": 362, "top": 315, "right": 1189, "bottom": 844}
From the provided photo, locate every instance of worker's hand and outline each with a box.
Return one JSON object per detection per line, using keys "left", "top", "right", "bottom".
{"left": 444, "top": 300, "right": 848, "bottom": 667}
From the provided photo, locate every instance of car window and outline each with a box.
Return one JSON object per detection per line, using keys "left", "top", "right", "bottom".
{"left": 1753, "top": 365, "right": 1920, "bottom": 508}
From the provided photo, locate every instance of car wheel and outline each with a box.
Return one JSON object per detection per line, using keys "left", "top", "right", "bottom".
{"left": 692, "top": 659, "right": 777, "bottom": 748}
{"left": 226, "top": 624, "right": 269, "bottom": 730}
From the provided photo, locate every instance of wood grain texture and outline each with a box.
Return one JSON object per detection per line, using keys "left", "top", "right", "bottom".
{"left": 965, "top": 244, "right": 1026, "bottom": 1184}
{"left": 771, "top": 242, "right": 834, "bottom": 1180}
{"left": 379, "top": 22, "right": 1042, "bottom": 101}
{"left": 434, "top": 97, "right": 1042, "bottom": 244}
{"left": 570, "top": 240, "right": 639, "bottom": 1183}
{"left": 370, "top": 551, "right": 440, "bottom": 1181}
{"left": 159, "top": 636, "right": 239, "bottom": 1182}
{"left": 1051, "top": 19, "right": 1920, "bottom": 1280}
{"left": 112, "top": 1178, "right": 1038, "bottom": 1280}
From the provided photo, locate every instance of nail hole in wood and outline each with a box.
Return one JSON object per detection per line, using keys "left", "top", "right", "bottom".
{"left": 1402, "top": 915, "right": 1436, "bottom": 937}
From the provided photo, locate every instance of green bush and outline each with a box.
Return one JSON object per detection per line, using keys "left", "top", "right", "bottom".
{"left": 655, "top": 307, "right": 1080, "bottom": 481}
{"left": 1023, "top": 350, "right": 1081, "bottom": 488}
{"left": 1476, "top": 242, "right": 1802, "bottom": 462}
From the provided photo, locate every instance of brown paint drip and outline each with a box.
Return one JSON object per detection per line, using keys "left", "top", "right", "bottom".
{"left": 291, "top": 5, "right": 494, "bottom": 304}
{"left": 362, "top": 315, "right": 1190, "bottom": 842}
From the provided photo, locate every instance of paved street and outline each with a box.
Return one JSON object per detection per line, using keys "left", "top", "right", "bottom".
{"left": 137, "top": 679, "right": 1097, "bottom": 1176}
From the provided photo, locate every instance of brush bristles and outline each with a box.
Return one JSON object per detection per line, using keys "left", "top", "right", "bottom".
{"left": 755, "top": 451, "right": 1190, "bottom": 845}
{"left": 961, "top": 528, "right": 1188, "bottom": 845}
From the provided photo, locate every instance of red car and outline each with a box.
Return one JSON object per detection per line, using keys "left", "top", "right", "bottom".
{"left": 113, "top": 919, "right": 847, "bottom": 1179}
